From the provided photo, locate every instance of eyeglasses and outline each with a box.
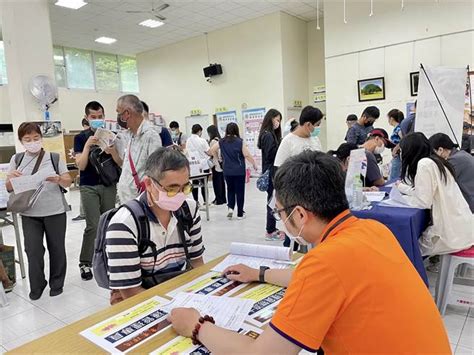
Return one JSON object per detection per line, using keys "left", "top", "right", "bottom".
{"left": 272, "top": 205, "right": 296, "bottom": 221}
{"left": 152, "top": 179, "right": 193, "bottom": 197}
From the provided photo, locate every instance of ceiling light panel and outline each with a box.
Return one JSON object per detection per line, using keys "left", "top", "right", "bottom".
{"left": 95, "top": 36, "right": 117, "bottom": 44}
{"left": 55, "top": 0, "right": 87, "bottom": 10}
{"left": 139, "top": 19, "right": 165, "bottom": 28}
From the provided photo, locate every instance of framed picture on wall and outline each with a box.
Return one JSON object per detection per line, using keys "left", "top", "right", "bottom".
{"left": 357, "top": 77, "right": 385, "bottom": 102}
{"left": 410, "top": 72, "right": 419, "bottom": 96}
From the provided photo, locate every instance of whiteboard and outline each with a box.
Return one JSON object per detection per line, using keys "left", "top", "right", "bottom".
{"left": 185, "top": 115, "right": 210, "bottom": 141}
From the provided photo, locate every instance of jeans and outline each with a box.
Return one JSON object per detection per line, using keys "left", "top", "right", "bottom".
{"left": 225, "top": 175, "right": 246, "bottom": 217}
{"left": 80, "top": 184, "right": 117, "bottom": 266}
{"left": 211, "top": 167, "right": 227, "bottom": 205}
{"left": 266, "top": 177, "right": 277, "bottom": 234}
{"left": 390, "top": 155, "right": 402, "bottom": 181}
{"left": 21, "top": 213, "right": 67, "bottom": 292}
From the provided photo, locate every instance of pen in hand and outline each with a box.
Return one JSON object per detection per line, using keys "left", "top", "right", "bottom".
{"left": 211, "top": 271, "right": 239, "bottom": 280}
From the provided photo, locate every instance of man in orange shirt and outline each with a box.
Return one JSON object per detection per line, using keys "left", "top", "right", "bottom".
{"left": 169, "top": 151, "right": 451, "bottom": 354}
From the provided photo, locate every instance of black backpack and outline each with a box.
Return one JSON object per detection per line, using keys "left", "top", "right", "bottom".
{"left": 89, "top": 146, "right": 121, "bottom": 187}
{"left": 93, "top": 199, "right": 197, "bottom": 290}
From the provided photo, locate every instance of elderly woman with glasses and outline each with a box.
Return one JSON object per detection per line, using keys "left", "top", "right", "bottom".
{"left": 105, "top": 147, "right": 205, "bottom": 305}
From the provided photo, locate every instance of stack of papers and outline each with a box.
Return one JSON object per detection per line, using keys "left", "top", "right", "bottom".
{"left": 379, "top": 186, "right": 412, "bottom": 208}
{"left": 363, "top": 191, "right": 386, "bottom": 202}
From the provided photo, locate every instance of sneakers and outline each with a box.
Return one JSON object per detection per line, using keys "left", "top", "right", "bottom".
{"left": 265, "top": 230, "right": 285, "bottom": 241}
{"left": 72, "top": 215, "right": 85, "bottom": 221}
{"left": 227, "top": 208, "right": 234, "bottom": 220}
{"left": 237, "top": 213, "right": 246, "bottom": 220}
{"left": 80, "top": 265, "right": 93, "bottom": 281}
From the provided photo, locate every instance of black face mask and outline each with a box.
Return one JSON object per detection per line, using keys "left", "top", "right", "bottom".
{"left": 117, "top": 112, "right": 128, "bottom": 129}
{"left": 364, "top": 121, "right": 374, "bottom": 127}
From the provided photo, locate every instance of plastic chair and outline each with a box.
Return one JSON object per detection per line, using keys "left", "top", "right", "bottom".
{"left": 435, "top": 246, "right": 474, "bottom": 316}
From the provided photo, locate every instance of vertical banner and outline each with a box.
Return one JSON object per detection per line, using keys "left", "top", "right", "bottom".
{"left": 242, "top": 107, "right": 266, "bottom": 174}
{"left": 216, "top": 110, "right": 238, "bottom": 137}
{"left": 415, "top": 66, "right": 466, "bottom": 144}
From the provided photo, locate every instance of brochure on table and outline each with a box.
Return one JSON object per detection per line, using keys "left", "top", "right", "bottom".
{"left": 242, "top": 107, "right": 265, "bottom": 175}
{"left": 216, "top": 110, "right": 238, "bottom": 138}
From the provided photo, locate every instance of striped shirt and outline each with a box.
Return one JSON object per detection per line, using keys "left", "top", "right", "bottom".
{"left": 105, "top": 195, "right": 204, "bottom": 289}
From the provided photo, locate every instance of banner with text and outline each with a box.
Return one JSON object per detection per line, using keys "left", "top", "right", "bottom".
{"left": 242, "top": 107, "right": 266, "bottom": 174}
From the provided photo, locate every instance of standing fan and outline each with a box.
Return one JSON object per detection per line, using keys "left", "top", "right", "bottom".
{"left": 29, "top": 75, "right": 58, "bottom": 120}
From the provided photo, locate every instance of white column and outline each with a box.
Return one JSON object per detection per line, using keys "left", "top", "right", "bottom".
{"left": 0, "top": 0, "right": 58, "bottom": 149}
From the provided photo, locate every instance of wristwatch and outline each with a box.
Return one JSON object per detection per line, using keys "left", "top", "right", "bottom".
{"left": 259, "top": 266, "right": 270, "bottom": 283}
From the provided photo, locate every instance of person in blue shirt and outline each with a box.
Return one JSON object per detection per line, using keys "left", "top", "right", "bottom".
{"left": 387, "top": 109, "right": 404, "bottom": 180}
{"left": 141, "top": 101, "right": 173, "bottom": 147}
{"left": 346, "top": 106, "right": 380, "bottom": 145}
{"left": 401, "top": 101, "right": 416, "bottom": 136}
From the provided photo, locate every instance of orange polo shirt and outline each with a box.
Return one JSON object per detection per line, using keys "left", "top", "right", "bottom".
{"left": 270, "top": 210, "right": 450, "bottom": 354}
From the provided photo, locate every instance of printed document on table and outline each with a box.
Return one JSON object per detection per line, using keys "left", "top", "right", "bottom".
{"left": 379, "top": 186, "right": 413, "bottom": 208}
{"left": 212, "top": 255, "right": 292, "bottom": 273}
{"left": 80, "top": 296, "right": 171, "bottom": 353}
{"left": 150, "top": 323, "right": 262, "bottom": 355}
{"left": 161, "top": 292, "right": 253, "bottom": 331}
{"left": 9, "top": 169, "right": 55, "bottom": 194}
{"left": 166, "top": 271, "right": 247, "bottom": 298}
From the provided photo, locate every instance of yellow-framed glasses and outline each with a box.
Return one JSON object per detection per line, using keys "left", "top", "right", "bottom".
{"left": 153, "top": 179, "right": 193, "bottom": 197}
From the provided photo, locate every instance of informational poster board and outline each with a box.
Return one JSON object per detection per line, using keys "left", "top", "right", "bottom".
{"left": 464, "top": 71, "right": 473, "bottom": 123}
{"left": 104, "top": 119, "right": 120, "bottom": 133}
{"left": 32, "top": 121, "right": 66, "bottom": 162}
{"left": 185, "top": 114, "right": 210, "bottom": 141}
{"left": 0, "top": 163, "right": 9, "bottom": 209}
{"left": 415, "top": 66, "right": 466, "bottom": 144}
{"left": 216, "top": 110, "right": 238, "bottom": 137}
{"left": 242, "top": 107, "right": 265, "bottom": 174}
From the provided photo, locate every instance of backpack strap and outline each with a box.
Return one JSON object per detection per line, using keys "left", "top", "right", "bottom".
{"left": 173, "top": 201, "right": 196, "bottom": 267}
{"left": 122, "top": 199, "right": 150, "bottom": 254}
{"left": 177, "top": 132, "right": 182, "bottom": 146}
{"left": 14, "top": 152, "right": 25, "bottom": 169}
{"left": 50, "top": 152, "right": 60, "bottom": 175}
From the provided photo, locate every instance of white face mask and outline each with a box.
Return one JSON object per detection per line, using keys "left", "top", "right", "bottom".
{"left": 374, "top": 143, "right": 385, "bottom": 155}
{"left": 23, "top": 140, "right": 43, "bottom": 154}
{"left": 281, "top": 208, "right": 311, "bottom": 246}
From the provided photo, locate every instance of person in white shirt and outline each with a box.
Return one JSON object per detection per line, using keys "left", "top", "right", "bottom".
{"left": 274, "top": 106, "right": 323, "bottom": 168}
{"left": 186, "top": 124, "right": 210, "bottom": 206}
{"left": 397, "top": 133, "right": 473, "bottom": 257}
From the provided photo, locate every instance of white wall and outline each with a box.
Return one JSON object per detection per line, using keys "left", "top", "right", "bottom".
{"left": 0, "top": 86, "right": 11, "bottom": 123}
{"left": 324, "top": 0, "right": 474, "bottom": 150}
{"left": 137, "top": 13, "right": 285, "bottom": 130}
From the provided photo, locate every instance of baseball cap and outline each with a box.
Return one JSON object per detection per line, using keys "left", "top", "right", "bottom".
{"left": 368, "top": 128, "right": 396, "bottom": 148}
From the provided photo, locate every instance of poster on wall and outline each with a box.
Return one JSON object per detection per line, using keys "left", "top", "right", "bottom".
{"left": 32, "top": 121, "right": 66, "bottom": 162}
{"left": 313, "top": 85, "right": 326, "bottom": 103}
{"left": 0, "top": 164, "right": 9, "bottom": 209}
{"left": 185, "top": 114, "right": 210, "bottom": 141}
{"left": 216, "top": 110, "right": 238, "bottom": 137}
{"left": 415, "top": 66, "right": 466, "bottom": 145}
{"left": 242, "top": 107, "right": 265, "bottom": 174}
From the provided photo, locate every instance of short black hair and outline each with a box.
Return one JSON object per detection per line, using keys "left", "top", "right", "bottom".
{"left": 361, "top": 106, "right": 380, "bottom": 120}
{"left": 299, "top": 106, "right": 324, "bottom": 126}
{"left": 387, "top": 109, "right": 404, "bottom": 123}
{"left": 141, "top": 101, "right": 149, "bottom": 114}
{"left": 169, "top": 121, "right": 179, "bottom": 129}
{"left": 274, "top": 151, "right": 349, "bottom": 223}
{"left": 334, "top": 142, "right": 359, "bottom": 161}
{"left": 346, "top": 114, "right": 358, "bottom": 122}
{"left": 81, "top": 118, "right": 90, "bottom": 127}
{"left": 85, "top": 101, "right": 104, "bottom": 116}
{"left": 429, "top": 133, "right": 457, "bottom": 150}
{"left": 192, "top": 124, "right": 203, "bottom": 134}
{"left": 145, "top": 147, "right": 190, "bottom": 181}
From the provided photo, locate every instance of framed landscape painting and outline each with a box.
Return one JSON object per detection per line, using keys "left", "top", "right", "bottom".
{"left": 358, "top": 77, "right": 385, "bottom": 102}
{"left": 410, "top": 71, "right": 419, "bottom": 96}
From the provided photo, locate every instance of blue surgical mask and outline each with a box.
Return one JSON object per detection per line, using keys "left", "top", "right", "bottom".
{"left": 90, "top": 119, "right": 105, "bottom": 130}
{"left": 311, "top": 127, "right": 321, "bottom": 137}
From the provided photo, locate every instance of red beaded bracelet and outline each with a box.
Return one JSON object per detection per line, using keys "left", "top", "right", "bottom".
{"left": 191, "top": 315, "right": 215, "bottom": 345}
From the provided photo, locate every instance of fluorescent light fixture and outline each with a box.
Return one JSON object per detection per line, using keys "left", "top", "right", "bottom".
{"left": 95, "top": 37, "right": 117, "bottom": 44}
{"left": 53, "top": 55, "right": 64, "bottom": 61}
{"left": 55, "top": 0, "right": 87, "bottom": 10}
{"left": 139, "top": 19, "right": 164, "bottom": 28}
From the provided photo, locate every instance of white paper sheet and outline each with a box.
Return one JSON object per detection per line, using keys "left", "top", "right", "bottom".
{"left": 230, "top": 243, "right": 291, "bottom": 261}
{"left": 378, "top": 186, "right": 413, "bottom": 208}
{"left": 80, "top": 296, "right": 171, "bottom": 354}
{"left": 161, "top": 293, "right": 254, "bottom": 331}
{"left": 363, "top": 191, "right": 386, "bottom": 202}
{"left": 94, "top": 128, "right": 116, "bottom": 152}
{"left": 211, "top": 254, "right": 292, "bottom": 273}
{"left": 166, "top": 271, "right": 248, "bottom": 298}
{"left": 9, "top": 169, "right": 56, "bottom": 194}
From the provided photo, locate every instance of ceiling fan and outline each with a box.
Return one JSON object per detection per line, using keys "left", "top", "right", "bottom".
{"left": 126, "top": 1, "right": 169, "bottom": 21}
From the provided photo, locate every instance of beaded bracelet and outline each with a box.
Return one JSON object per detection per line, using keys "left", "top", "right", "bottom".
{"left": 191, "top": 315, "right": 215, "bottom": 345}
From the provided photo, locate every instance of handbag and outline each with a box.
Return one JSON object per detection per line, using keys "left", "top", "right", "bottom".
{"left": 256, "top": 169, "right": 270, "bottom": 192}
{"left": 7, "top": 150, "right": 45, "bottom": 213}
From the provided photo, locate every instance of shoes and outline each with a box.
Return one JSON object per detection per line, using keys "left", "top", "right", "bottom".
{"left": 227, "top": 208, "right": 234, "bottom": 220}
{"left": 265, "top": 231, "right": 282, "bottom": 241}
{"left": 80, "top": 265, "right": 93, "bottom": 281}
{"left": 72, "top": 215, "right": 85, "bottom": 221}
{"left": 237, "top": 213, "right": 246, "bottom": 220}
{"left": 29, "top": 281, "right": 47, "bottom": 301}
{"left": 50, "top": 288, "right": 63, "bottom": 297}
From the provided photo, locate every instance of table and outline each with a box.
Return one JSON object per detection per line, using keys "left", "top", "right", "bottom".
{"left": 8, "top": 254, "right": 278, "bottom": 354}
{"left": 190, "top": 172, "right": 212, "bottom": 221}
{"left": 352, "top": 204, "right": 430, "bottom": 286}
{"left": 0, "top": 208, "right": 26, "bottom": 279}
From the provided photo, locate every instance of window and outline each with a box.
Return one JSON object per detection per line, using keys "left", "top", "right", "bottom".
{"left": 64, "top": 47, "right": 94, "bottom": 90}
{"left": 53, "top": 46, "right": 66, "bottom": 87}
{"left": 119, "top": 56, "right": 139, "bottom": 93}
{"left": 94, "top": 52, "right": 120, "bottom": 91}
{"left": 0, "top": 41, "right": 8, "bottom": 85}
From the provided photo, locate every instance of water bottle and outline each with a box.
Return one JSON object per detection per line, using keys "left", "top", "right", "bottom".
{"left": 352, "top": 175, "right": 364, "bottom": 210}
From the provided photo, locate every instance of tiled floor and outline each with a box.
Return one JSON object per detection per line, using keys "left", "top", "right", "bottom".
{"left": 0, "top": 183, "right": 473, "bottom": 354}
